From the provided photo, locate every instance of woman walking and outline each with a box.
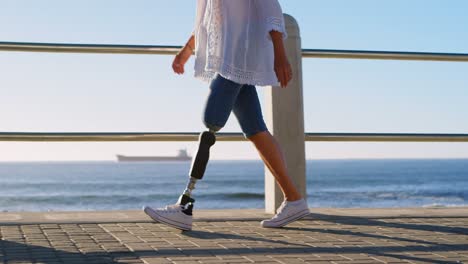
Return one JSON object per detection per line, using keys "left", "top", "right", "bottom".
{"left": 144, "top": 0, "right": 309, "bottom": 230}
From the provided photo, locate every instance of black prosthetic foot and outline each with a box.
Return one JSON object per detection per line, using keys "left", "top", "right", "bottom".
{"left": 177, "top": 194, "right": 195, "bottom": 216}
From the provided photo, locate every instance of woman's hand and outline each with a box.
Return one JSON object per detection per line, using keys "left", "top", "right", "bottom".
{"left": 172, "top": 46, "right": 192, "bottom": 74}
{"left": 270, "top": 30, "right": 293, "bottom": 88}
{"left": 172, "top": 35, "right": 195, "bottom": 75}
{"left": 274, "top": 52, "right": 293, "bottom": 88}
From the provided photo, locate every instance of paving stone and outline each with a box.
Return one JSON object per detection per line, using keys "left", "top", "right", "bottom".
{"left": 140, "top": 257, "right": 172, "bottom": 264}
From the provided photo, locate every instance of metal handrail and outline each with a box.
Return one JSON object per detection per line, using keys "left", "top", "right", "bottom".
{"left": 302, "top": 49, "right": 468, "bottom": 62}
{"left": 1, "top": 132, "right": 467, "bottom": 142}
{"left": 1, "top": 41, "right": 468, "bottom": 62}
{"left": 0, "top": 132, "right": 246, "bottom": 142}
{"left": 305, "top": 133, "right": 468, "bottom": 142}
{"left": 0, "top": 42, "right": 181, "bottom": 55}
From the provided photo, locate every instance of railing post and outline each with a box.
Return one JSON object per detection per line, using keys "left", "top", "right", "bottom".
{"left": 264, "top": 14, "right": 306, "bottom": 213}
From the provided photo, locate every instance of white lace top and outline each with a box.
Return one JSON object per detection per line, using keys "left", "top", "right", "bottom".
{"left": 193, "top": 0, "right": 287, "bottom": 86}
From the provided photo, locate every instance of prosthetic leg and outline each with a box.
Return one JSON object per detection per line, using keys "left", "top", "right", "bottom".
{"left": 176, "top": 130, "right": 216, "bottom": 215}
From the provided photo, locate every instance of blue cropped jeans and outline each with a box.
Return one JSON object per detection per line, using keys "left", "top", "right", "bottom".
{"left": 203, "top": 74, "right": 268, "bottom": 138}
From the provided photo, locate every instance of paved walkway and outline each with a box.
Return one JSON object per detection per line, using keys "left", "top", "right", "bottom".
{"left": 1, "top": 208, "right": 467, "bottom": 264}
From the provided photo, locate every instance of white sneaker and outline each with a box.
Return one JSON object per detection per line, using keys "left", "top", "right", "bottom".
{"left": 261, "top": 199, "right": 310, "bottom": 228}
{"left": 143, "top": 204, "right": 193, "bottom": 231}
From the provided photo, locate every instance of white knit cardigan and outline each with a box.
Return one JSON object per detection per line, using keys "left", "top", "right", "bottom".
{"left": 193, "top": 0, "right": 287, "bottom": 86}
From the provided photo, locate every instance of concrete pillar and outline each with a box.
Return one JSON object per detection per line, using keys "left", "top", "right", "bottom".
{"left": 264, "top": 14, "right": 306, "bottom": 213}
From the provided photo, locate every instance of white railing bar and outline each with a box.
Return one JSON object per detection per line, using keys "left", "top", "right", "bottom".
{"left": 0, "top": 132, "right": 467, "bottom": 142}
{"left": 1, "top": 41, "right": 468, "bottom": 62}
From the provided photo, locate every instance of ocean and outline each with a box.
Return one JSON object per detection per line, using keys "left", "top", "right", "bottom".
{"left": 0, "top": 159, "right": 467, "bottom": 212}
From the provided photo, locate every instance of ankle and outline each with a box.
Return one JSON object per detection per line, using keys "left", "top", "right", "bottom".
{"left": 285, "top": 194, "right": 303, "bottom": 202}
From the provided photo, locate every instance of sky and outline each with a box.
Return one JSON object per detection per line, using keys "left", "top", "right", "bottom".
{"left": 0, "top": 0, "right": 467, "bottom": 161}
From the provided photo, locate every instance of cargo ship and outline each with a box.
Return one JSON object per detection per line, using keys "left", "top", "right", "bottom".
{"left": 116, "top": 149, "right": 191, "bottom": 162}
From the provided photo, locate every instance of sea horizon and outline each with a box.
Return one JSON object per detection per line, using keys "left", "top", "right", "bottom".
{"left": 2, "top": 157, "right": 468, "bottom": 163}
